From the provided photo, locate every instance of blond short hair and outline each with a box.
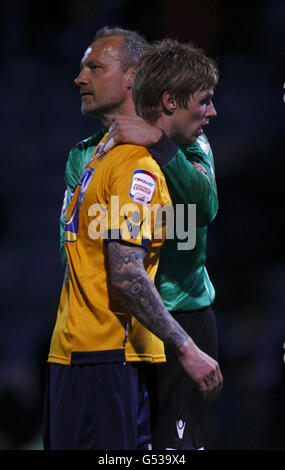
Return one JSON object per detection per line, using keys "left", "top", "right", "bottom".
{"left": 133, "top": 38, "right": 219, "bottom": 123}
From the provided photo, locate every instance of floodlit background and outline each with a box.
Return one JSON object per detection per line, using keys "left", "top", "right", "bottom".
{"left": 0, "top": 0, "right": 284, "bottom": 450}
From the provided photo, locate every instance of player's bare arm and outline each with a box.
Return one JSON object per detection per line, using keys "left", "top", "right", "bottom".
{"left": 106, "top": 116, "right": 210, "bottom": 178}
{"left": 107, "top": 115, "right": 163, "bottom": 147}
{"left": 108, "top": 241, "right": 223, "bottom": 401}
{"left": 108, "top": 240, "right": 189, "bottom": 349}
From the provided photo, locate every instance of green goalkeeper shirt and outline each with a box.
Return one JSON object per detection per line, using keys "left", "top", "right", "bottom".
{"left": 59, "top": 129, "right": 218, "bottom": 312}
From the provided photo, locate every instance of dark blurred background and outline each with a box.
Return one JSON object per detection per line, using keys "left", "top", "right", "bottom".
{"left": 0, "top": 0, "right": 284, "bottom": 450}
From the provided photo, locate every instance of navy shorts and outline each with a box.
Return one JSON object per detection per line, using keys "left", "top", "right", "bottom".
{"left": 147, "top": 306, "right": 219, "bottom": 450}
{"left": 43, "top": 358, "right": 151, "bottom": 450}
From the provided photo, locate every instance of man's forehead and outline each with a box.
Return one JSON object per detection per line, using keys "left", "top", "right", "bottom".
{"left": 81, "top": 37, "right": 124, "bottom": 64}
{"left": 82, "top": 46, "right": 93, "bottom": 63}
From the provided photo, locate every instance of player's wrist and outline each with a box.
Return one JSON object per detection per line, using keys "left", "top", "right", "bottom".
{"left": 147, "top": 130, "right": 178, "bottom": 167}
{"left": 176, "top": 336, "right": 198, "bottom": 359}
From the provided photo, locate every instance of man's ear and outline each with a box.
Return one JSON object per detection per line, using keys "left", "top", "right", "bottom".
{"left": 125, "top": 66, "right": 135, "bottom": 89}
{"left": 161, "top": 92, "right": 177, "bottom": 114}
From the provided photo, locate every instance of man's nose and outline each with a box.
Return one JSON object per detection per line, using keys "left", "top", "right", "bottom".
{"left": 206, "top": 102, "right": 217, "bottom": 118}
{"left": 74, "top": 69, "right": 88, "bottom": 87}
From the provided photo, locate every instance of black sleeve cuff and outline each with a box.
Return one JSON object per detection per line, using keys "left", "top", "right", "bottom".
{"left": 104, "top": 230, "right": 150, "bottom": 251}
{"left": 146, "top": 130, "right": 178, "bottom": 167}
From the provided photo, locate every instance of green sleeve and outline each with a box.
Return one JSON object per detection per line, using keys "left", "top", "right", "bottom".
{"left": 65, "top": 128, "right": 106, "bottom": 190}
{"left": 59, "top": 129, "right": 106, "bottom": 266}
{"left": 147, "top": 133, "right": 218, "bottom": 227}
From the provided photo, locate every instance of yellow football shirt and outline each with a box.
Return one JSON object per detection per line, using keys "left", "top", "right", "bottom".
{"left": 48, "top": 134, "right": 172, "bottom": 365}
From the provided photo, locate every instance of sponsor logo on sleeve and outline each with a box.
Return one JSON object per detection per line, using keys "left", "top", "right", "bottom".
{"left": 129, "top": 169, "right": 156, "bottom": 205}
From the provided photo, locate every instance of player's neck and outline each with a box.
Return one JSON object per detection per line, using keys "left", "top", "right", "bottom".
{"left": 155, "top": 114, "right": 174, "bottom": 140}
{"left": 101, "top": 99, "right": 136, "bottom": 129}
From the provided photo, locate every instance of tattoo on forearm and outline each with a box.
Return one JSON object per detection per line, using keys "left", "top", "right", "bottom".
{"left": 108, "top": 242, "right": 189, "bottom": 349}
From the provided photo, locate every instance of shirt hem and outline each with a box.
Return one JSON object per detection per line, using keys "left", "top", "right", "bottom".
{"left": 48, "top": 352, "right": 166, "bottom": 365}
{"left": 48, "top": 354, "right": 71, "bottom": 365}
{"left": 125, "top": 353, "right": 166, "bottom": 363}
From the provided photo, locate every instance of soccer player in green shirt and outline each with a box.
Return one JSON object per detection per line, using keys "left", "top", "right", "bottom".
{"left": 58, "top": 27, "right": 222, "bottom": 450}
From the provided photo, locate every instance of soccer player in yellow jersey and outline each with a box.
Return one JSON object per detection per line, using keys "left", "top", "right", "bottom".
{"left": 44, "top": 30, "right": 222, "bottom": 450}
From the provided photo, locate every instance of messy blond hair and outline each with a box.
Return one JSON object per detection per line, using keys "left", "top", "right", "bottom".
{"left": 133, "top": 39, "right": 219, "bottom": 123}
